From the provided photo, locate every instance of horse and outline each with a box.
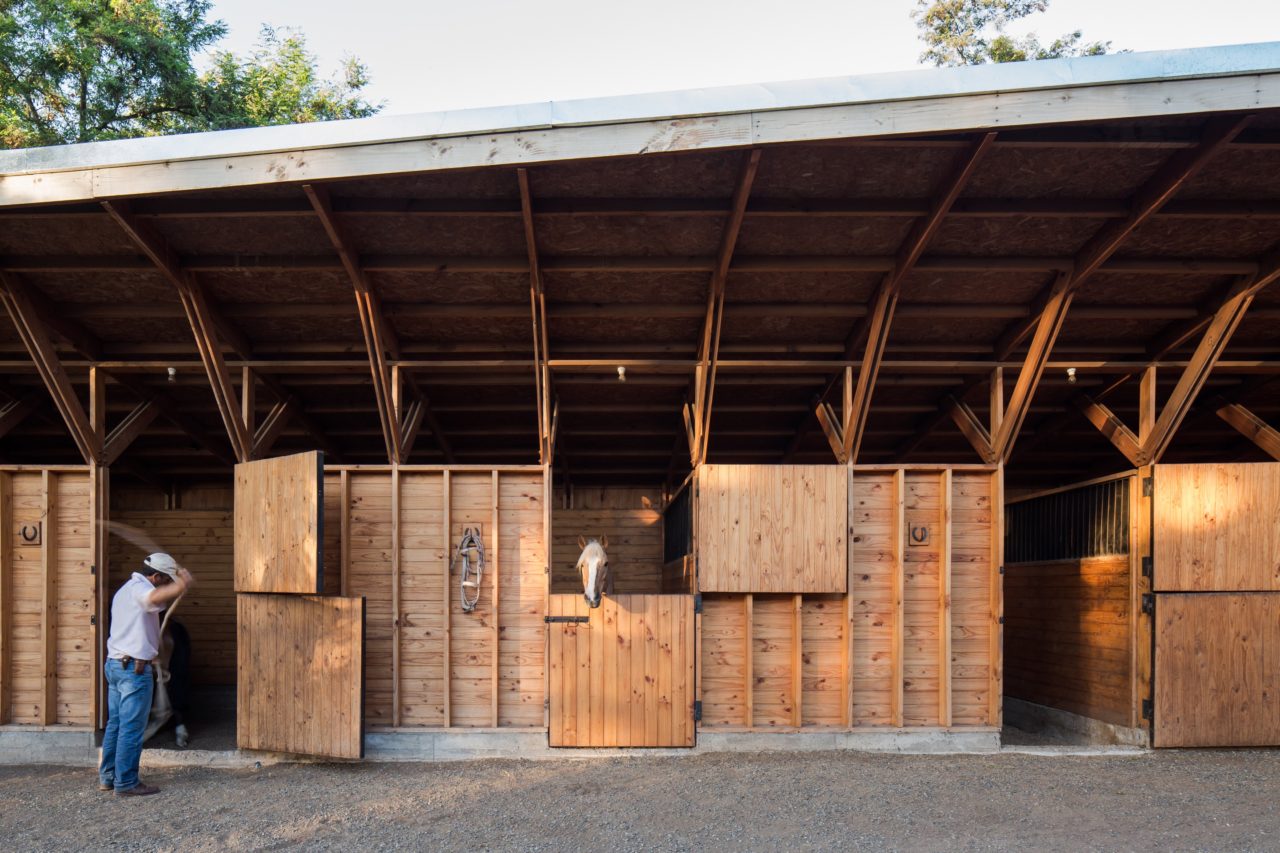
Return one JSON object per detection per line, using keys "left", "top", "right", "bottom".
{"left": 576, "top": 535, "right": 612, "bottom": 608}
{"left": 143, "top": 618, "right": 191, "bottom": 747}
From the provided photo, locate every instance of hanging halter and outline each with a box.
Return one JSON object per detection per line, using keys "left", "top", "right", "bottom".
{"left": 452, "top": 528, "right": 486, "bottom": 613}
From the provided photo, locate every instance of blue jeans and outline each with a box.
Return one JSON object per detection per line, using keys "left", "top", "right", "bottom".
{"left": 99, "top": 660, "right": 153, "bottom": 791}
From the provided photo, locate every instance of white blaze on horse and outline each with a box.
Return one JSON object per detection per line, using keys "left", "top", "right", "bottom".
{"left": 576, "top": 535, "right": 612, "bottom": 608}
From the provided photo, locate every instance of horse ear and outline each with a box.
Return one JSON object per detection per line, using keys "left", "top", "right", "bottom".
{"left": 600, "top": 534, "right": 609, "bottom": 549}
{"left": 577, "top": 535, "right": 587, "bottom": 550}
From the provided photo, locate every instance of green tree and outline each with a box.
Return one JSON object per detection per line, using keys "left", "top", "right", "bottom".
{"left": 0, "top": 0, "right": 225, "bottom": 147}
{"left": 192, "top": 25, "right": 381, "bottom": 132}
{"left": 913, "top": 0, "right": 1113, "bottom": 67}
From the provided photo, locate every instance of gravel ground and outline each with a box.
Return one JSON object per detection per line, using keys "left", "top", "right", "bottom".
{"left": 3, "top": 749, "right": 1277, "bottom": 851}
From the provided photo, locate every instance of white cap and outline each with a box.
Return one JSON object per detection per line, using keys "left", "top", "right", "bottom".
{"left": 143, "top": 552, "right": 179, "bottom": 579}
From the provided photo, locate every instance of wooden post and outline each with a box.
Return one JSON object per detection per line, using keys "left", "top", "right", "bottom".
{"left": 391, "top": 465, "right": 401, "bottom": 727}
{"left": 541, "top": 465, "right": 551, "bottom": 729}
{"left": 844, "top": 466, "right": 854, "bottom": 727}
{"left": 339, "top": 471, "right": 350, "bottom": 597}
{"left": 989, "top": 367, "right": 1004, "bottom": 438}
{"left": 743, "top": 593, "right": 753, "bottom": 728}
{"left": 241, "top": 366, "right": 255, "bottom": 439}
{"left": 90, "top": 465, "right": 109, "bottom": 729}
{"left": 40, "top": 471, "right": 58, "bottom": 725}
{"left": 989, "top": 464, "right": 1004, "bottom": 728}
{"left": 891, "top": 468, "right": 905, "bottom": 728}
{"left": 0, "top": 472, "right": 10, "bottom": 724}
{"left": 442, "top": 470, "right": 451, "bottom": 727}
{"left": 491, "top": 470, "right": 500, "bottom": 727}
{"left": 1132, "top": 466, "right": 1155, "bottom": 732}
{"left": 938, "top": 469, "right": 952, "bottom": 727}
{"left": 792, "top": 593, "right": 803, "bottom": 728}
{"left": 1139, "top": 366, "right": 1157, "bottom": 443}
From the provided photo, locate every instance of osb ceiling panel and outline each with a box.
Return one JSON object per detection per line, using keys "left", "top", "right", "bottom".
{"left": 344, "top": 215, "right": 526, "bottom": 255}
{"left": 392, "top": 315, "right": 528, "bottom": 343}
{"left": 533, "top": 216, "right": 722, "bottom": 256}
{"left": 548, "top": 316, "right": 700, "bottom": 344}
{"left": 889, "top": 316, "right": 1010, "bottom": 346}
{"left": 1055, "top": 316, "right": 1170, "bottom": 345}
{"left": 725, "top": 271, "right": 880, "bottom": 303}
{"left": 151, "top": 215, "right": 334, "bottom": 255}
{"left": 333, "top": 168, "right": 521, "bottom": 199}
{"left": 233, "top": 314, "right": 362, "bottom": 344}
{"left": 926, "top": 217, "right": 1107, "bottom": 256}
{"left": 1074, "top": 273, "right": 1227, "bottom": 305}
{"left": 751, "top": 145, "right": 956, "bottom": 199}
{"left": 24, "top": 271, "right": 171, "bottom": 304}
{"left": 0, "top": 216, "right": 139, "bottom": 255}
{"left": 719, "top": 315, "right": 851, "bottom": 344}
{"left": 1175, "top": 148, "right": 1280, "bottom": 199}
{"left": 201, "top": 270, "right": 352, "bottom": 303}
{"left": 900, "top": 270, "right": 1046, "bottom": 304}
{"left": 735, "top": 217, "right": 912, "bottom": 255}
{"left": 531, "top": 152, "right": 741, "bottom": 198}
{"left": 369, "top": 270, "right": 528, "bottom": 302}
{"left": 545, "top": 271, "right": 708, "bottom": 303}
{"left": 962, "top": 147, "right": 1166, "bottom": 198}
{"left": 1119, "top": 220, "right": 1280, "bottom": 259}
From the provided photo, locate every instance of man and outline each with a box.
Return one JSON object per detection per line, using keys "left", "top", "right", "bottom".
{"left": 99, "top": 553, "right": 195, "bottom": 796}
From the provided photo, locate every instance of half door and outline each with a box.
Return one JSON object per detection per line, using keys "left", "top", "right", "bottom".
{"left": 548, "top": 593, "right": 695, "bottom": 747}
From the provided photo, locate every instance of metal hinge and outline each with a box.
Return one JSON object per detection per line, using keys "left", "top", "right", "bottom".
{"left": 998, "top": 565, "right": 1005, "bottom": 575}
{"left": 1142, "top": 698, "right": 1154, "bottom": 721}
{"left": 1142, "top": 593, "right": 1155, "bottom": 616}
{"left": 1142, "top": 556, "right": 1153, "bottom": 579}
{"left": 693, "top": 594, "right": 703, "bottom": 615}
{"left": 90, "top": 563, "right": 96, "bottom": 576}
{"left": 998, "top": 615, "right": 1005, "bottom": 625}
{"left": 693, "top": 700, "right": 702, "bottom": 722}
{"left": 90, "top": 615, "right": 96, "bottom": 626}
{"left": 1142, "top": 476, "right": 1154, "bottom": 497}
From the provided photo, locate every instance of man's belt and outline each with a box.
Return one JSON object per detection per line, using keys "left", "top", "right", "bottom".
{"left": 119, "top": 656, "right": 154, "bottom": 675}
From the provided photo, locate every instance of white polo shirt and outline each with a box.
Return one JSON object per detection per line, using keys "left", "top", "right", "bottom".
{"left": 106, "top": 572, "right": 165, "bottom": 661}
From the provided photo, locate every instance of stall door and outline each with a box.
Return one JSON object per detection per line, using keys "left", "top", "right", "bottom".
{"left": 1151, "top": 464, "right": 1280, "bottom": 747}
{"left": 548, "top": 594, "right": 695, "bottom": 747}
{"left": 235, "top": 452, "right": 365, "bottom": 759}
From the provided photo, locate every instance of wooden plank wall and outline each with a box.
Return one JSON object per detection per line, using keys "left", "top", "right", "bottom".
{"left": 0, "top": 469, "right": 94, "bottom": 727}
{"left": 109, "top": 510, "right": 235, "bottom": 685}
{"left": 322, "top": 467, "right": 547, "bottom": 730}
{"left": 1153, "top": 462, "right": 1280, "bottom": 592}
{"left": 1003, "top": 555, "right": 1133, "bottom": 726}
{"left": 700, "top": 466, "right": 998, "bottom": 730}
{"left": 551, "top": 485, "right": 663, "bottom": 594}
{"left": 1154, "top": 592, "right": 1280, "bottom": 747}
{"left": 697, "top": 465, "right": 847, "bottom": 593}
{"left": 234, "top": 452, "right": 322, "bottom": 594}
{"left": 547, "top": 593, "right": 694, "bottom": 747}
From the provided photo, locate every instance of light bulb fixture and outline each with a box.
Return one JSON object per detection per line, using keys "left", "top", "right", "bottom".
{"left": 166, "top": 366, "right": 177, "bottom": 383}
{"left": 617, "top": 365, "right": 627, "bottom": 382}
{"left": 1066, "top": 367, "right": 1077, "bottom": 384}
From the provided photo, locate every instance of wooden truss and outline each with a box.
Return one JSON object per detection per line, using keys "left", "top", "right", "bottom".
{"left": 517, "top": 169, "right": 558, "bottom": 466}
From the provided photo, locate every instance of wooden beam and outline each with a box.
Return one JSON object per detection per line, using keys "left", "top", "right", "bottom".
{"left": 1141, "top": 261, "right": 1278, "bottom": 464}
{"left": 946, "top": 395, "right": 996, "bottom": 463}
{"left": 251, "top": 397, "right": 297, "bottom": 458}
{"left": 102, "top": 399, "right": 161, "bottom": 466}
{"left": 692, "top": 149, "right": 761, "bottom": 467}
{"left": 40, "top": 470, "right": 57, "bottom": 725}
{"left": 0, "top": 272, "right": 98, "bottom": 463}
{"left": 0, "top": 395, "right": 39, "bottom": 439}
{"left": 1079, "top": 396, "right": 1143, "bottom": 465}
{"left": 517, "top": 169, "right": 554, "bottom": 465}
{"left": 111, "top": 376, "right": 237, "bottom": 466}
{"left": 0, "top": 472, "right": 10, "bottom": 724}
{"left": 1138, "top": 366, "right": 1157, "bottom": 442}
{"left": 891, "top": 468, "right": 905, "bottom": 728}
{"left": 938, "top": 469, "right": 952, "bottom": 728}
{"left": 1216, "top": 403, "right": 1280, "bottom": 460}
{"left": 304, "top": 184, "right": 404, "bottom": 464}
{"left": 814, "top": 402, "right": 847, "bottom": 463}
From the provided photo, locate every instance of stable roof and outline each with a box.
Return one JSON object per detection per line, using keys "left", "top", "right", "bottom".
{"left": 0, "top": 43, "right": 1278, "bottom": 487}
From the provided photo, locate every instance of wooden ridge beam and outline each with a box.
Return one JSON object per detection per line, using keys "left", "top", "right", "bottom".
{"left": 102, "top": 399, "right": 161, "bottom": 466}
{"left": 0, "top": 272, "right": 99, "bottom": 463}
{"left": 1215, "top": 402, "right": 1280, "bottom": 461}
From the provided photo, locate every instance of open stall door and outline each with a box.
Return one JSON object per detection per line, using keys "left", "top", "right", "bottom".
{"left": 235, "top": 452, "right": 365, "bottom": 758}
{"left": 548, "top": 594, "right": 695, "bottom": 747}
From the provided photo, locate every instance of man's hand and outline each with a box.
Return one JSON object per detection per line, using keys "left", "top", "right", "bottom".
{"left": 175, "top": 567, "right": 195, "bottom": 589}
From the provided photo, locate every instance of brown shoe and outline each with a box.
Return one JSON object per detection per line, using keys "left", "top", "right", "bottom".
{"left": 115, "top": 783, "right": 160, "bottom": 797}
{"left": 98, "top": 782, "right": 113, "bottom": 792}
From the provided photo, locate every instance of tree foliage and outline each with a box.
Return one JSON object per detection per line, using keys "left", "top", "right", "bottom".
{"left": 0, "top": 1, "right": 381, "bottom": 149}
{"left": 913, "top": 0, "right": 1112, "bottom": 67}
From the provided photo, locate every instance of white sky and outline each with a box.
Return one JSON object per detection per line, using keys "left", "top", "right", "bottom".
{"left": 203, "top": 0, "right": 1280, "bottom": 116}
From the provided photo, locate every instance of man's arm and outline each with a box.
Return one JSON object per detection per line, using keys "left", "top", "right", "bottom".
{"left": 147, "top": 568, "right": 195, "bottom": 608}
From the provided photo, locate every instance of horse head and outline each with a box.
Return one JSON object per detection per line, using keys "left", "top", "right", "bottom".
{"left": 576, "top": 534, "right": 609, "bottom": 608}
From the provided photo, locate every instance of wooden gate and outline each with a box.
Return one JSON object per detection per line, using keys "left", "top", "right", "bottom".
{"left": 235, "top": 452, "right": 365, "bottom": 759}
{"left": 548, "top": 593, "right": 695, "bottom": 747}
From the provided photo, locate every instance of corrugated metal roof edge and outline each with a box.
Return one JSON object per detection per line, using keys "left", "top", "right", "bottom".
{"left": 1, "top": 41, "right": 1278, "bottom": 177}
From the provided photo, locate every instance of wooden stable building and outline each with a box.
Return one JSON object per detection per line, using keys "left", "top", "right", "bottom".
{"left": 0, "top": 44, "right": 1278, "bottom": 760}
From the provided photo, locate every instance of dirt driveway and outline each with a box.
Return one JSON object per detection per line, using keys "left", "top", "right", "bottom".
{"left": 3, "top": 749, "right": 1277, "bottom": 851}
